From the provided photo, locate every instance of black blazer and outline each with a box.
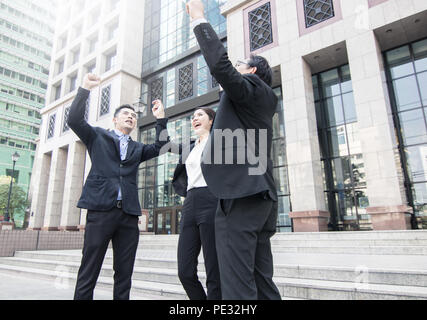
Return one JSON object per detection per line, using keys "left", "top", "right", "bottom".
{"left": 171, "top": 142, "right": 196, "bottom": 197}
{"left": 68, "top": 87, "right": 169, "bottom": 216}
{"left": 194, "top": 23, "right": 278, "bottom": 201}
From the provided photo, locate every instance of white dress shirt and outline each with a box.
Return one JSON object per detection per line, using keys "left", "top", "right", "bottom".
{"left": 185, "top": 137, "right": 208, "bottom": 191}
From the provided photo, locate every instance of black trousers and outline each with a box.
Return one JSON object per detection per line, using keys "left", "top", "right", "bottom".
{"left": 215, "top": 193, "right": 282, "bottom": 300}
{"left": 177, "top": 187, "right": 221, "bottom": 300}
{"left": 74, "top": 207, "right": 140, "bottom": 300}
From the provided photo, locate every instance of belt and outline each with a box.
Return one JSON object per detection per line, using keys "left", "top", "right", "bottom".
{"left": 116, "top": 200, "right": 123, "bottom": 209}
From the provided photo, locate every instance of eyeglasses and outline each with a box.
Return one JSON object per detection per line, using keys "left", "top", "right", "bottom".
{"left": 235, "top": 60, "right": 250, "bottom": 68}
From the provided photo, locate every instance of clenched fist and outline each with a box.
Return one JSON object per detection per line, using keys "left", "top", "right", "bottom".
{"left": 185, "top": 0, "right": 205, "bottom": 21}
{"left": 83, "top": 73, "right": 101, "bottom": 91}
{"left": 152, "top": 99, "right": 165, "bottom": 119}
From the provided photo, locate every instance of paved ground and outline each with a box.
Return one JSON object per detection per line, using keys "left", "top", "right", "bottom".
{"left": 0, "top": 272, "right": 156, "bottom": 300}
{"left": 2, "top": 248, "right": 427, "bottom": 300}
{"left": 0, "top": 273, "right": 112, "bottom": 300}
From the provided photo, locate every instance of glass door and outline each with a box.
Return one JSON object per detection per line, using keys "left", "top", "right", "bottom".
{"left": 154, "top": 210, "right": 172, "bottom": 234}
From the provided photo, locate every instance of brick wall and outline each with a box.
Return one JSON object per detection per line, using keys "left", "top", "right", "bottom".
{"left": 0, "top": 230, "right": 85, "bottom": 257}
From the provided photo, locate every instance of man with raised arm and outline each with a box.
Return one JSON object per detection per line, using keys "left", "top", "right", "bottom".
{"left": 186, "top": 0, "right": 281, "bottom": 300}
{"left": 68, "top": 74, "right": 168, "bottom": 300}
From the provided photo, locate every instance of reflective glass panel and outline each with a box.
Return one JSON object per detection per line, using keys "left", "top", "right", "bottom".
{"left": 414, "top": 39, "right": 427, "bottom": 73}
{"left": 393, "top": 76, "right": 422, "bottom": 111}
{"left": 342, "top": 92, "right": 357, "bottom": 123}
{"left": 327, "top": 125, "right": 348, "bottom": 157}
{"left": 417, "top": 71, "right": 427, "bottom": 106}
{"left": 386, "top": 45, "right": 414, "bottom": 79}
{"left": 331, "top": 157, "right": 352, "bottom": 189}
{"left": 405, "top": 145, "right": 427, "bottom": 182}
{"left": 399, "top": 109, "right": 427, "bottom": 146}
{"left": 325, "top": 96, "right": 344, "bottom": 127}
{"left": 320, "top": 69, "right": 341, "bottom": 97}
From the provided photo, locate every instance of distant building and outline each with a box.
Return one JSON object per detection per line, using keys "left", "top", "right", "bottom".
{"left": 28, "top": 0, "right": 145, "bottom": 231}
{"left": 0, "top": 0, "right": 56, "bottom": 227}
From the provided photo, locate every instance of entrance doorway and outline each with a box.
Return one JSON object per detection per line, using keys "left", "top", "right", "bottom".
{"left": 154, "top": 207, "right": 182, "bottom": 234}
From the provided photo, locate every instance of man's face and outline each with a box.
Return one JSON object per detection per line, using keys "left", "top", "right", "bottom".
{"left": 113, "top": 108, "right": 137, "bottom": 134}
{"left": 235, "top": 59, "right": 256, "bottom": 75}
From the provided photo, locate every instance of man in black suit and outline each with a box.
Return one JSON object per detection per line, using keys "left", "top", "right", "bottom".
{"left": 68, "top": 74, "right": 168, "bottom": 300}
{"left": 186, "top": 0, "right": 281, "bottom": 300}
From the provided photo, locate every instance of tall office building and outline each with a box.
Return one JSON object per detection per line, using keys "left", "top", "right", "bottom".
{"left": 0, "top": 0, "right": 56, "bottom": 227}
{"left": 28, "top": 0, "right": 427, "bottom": 234}
{"left": 138, "top": 0, "right": 427, "bottom": 234}
{"left": 28, "top": 0, "right": 145, "bottom": 231}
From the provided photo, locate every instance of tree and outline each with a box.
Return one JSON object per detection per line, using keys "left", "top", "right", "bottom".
{"left": 0, "top": 183, "right": 29, "bottom": 225}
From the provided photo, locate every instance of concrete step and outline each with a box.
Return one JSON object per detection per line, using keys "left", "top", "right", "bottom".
{"left": 275, "top": 276, "right": 427, "bottom": 300}
{"left": 5, "top": 253, "right": 427, "bottom": 288}
{"left": 0, "top": 257, "right": 199, "bottom": 286}
{"left": 273, "top": 245, "right": 427, "bottom": 255}
{"left": 138, "top": 230, "right": 427, "bottom": 242}
{"left": 270, "top": 239, "right": 427, "bottom": 246}
{"left": 272, "top": 230, "right": 427, "bottom": 240}
{"left": 134, "top": 244, "right": 427, "bottom": 255}
{"left": 14, "top": 250, "right": 182, "bottom": 269}
{"left": 0, "top": 261, "right": 425, "bottom": 300}
{"left": 0, "top": 263, "right": 301, "bottom": 300}
{"left": 0, "top": 263, "right": 173, "bottom": 300}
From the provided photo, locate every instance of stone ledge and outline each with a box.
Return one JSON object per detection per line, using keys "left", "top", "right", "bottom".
{"left": 367, "top": 206, "right": 412, "bottom": 231}
{"left": 289, "top": 210, "right": 330, "bottom": 232}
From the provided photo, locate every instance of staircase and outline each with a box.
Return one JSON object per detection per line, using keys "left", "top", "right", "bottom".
{"left": 1, "top": 230, "right": 427, "bottom": 300}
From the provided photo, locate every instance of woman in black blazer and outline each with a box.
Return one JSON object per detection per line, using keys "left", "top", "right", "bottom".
{"left": 168, "top": 105, "right": 221, "bottom": 300}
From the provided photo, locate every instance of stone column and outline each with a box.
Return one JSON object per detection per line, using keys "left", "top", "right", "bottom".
{"left": 28, "top": 152, "right": 52, "bottom": 230}
{"left": 283, "top": 58, "right": 330, "bottom": 232}
{"left": 59, "top": 141, "right": 86, "bottom": 231}
{"left": 347, "top": 31, "right": 411, "bottom": 230}
{"left": 42, "top": 147, "right": 68, "bottom": 231}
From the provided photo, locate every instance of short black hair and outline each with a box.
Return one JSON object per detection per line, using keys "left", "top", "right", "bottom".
{"left": 195, "top": 107, "right": 216, "bottom": 132}
{"left": 247, "top": 54, "right": 273, "bottom": 87}
{"left": 114, "top": 104, "right": 136, "bottom": 118}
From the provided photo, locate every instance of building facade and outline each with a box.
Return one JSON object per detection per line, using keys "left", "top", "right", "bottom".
{"left": 28, "top": 0, "right": 427, "bottom": 234}
{"left": 28, "top": 0, "right": 145, "bottom": 231}
{"left": 139, "top": 0, "right": 427, "bottom": 233}
{"left": 137, "top": 0, "right": 292, "bottom": 234}
{"left": 0, "top": 0, "right": 56, "bottom": 227}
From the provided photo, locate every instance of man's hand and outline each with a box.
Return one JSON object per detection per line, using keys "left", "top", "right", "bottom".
{"left": 82, "top": 74, "right": 101, "bottom": 91}
{"left": 152, "top": 100, "right": 165, "bottom": 119}
{"left": 186, "top": 0, "right": 205, "bottom": 21}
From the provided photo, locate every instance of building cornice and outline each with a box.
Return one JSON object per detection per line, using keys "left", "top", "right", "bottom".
{"left": 221, "top": 0, "right": 254, "bottom": 16}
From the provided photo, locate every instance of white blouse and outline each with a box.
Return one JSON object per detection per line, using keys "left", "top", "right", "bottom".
{"left": 185, "top": 138, "right": 208, "bottom": 191}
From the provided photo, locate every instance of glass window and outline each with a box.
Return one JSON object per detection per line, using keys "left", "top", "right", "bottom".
{"left": 320, "top": 69, "right": 341, "bottom": 97}
{"left": 417, "top": 72, "right": 427, "bottom": 106}
{"left": 399, "top": 109, "right": 427, "bottom": 146}
{"left": 405, "top": 145, "right": 427, "bottom": 183}
{"left": 413, "top": 39, "right": 427, "bottom": 73}
{"left": 327, "top": 125, "right": 348, "bottom": 158}
{"left": 412, "top": 182, "right": 427, "bottom": 208}
{"left": 342, "top": 92, "right": 357, "bottom": 123}
{"left": 393, "top": 76, "right": 422, "bottom": 111}
{"left": 386, "top": 45, "right": 414, "bottom": 79}
{"left": 325, "top": 96, "right": 344, "bottom": 127}
{"left": 314, "top": 65, "right": 368, "bottom": 230}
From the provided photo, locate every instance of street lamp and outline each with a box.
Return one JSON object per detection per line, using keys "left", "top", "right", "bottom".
{"left": 4, "top": 152, "right": 20, "bottom": 222}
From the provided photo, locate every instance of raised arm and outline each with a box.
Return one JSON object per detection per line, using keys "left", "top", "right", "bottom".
{"left": 186, "top": 0, "right": 255, "bottom": 105}
{"left": 67, "top": 74, "right": 101, "bottom": 147}
{"left": 140, "top": 99, "right": 170, "bottom": 162}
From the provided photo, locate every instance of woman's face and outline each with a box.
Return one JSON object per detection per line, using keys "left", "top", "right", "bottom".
{"left": 191, "top": 109, "right": 212, "bottom": 137}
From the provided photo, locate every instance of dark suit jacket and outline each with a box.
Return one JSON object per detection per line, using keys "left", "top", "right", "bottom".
{"left": 171, "top": 142, "right": 196, "bottom": 197}
{"left": 68, "top": 87, "right": 169, "bottom": 216}
{"left": 194, "top": 23, "right": 278, "bottom": 201}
